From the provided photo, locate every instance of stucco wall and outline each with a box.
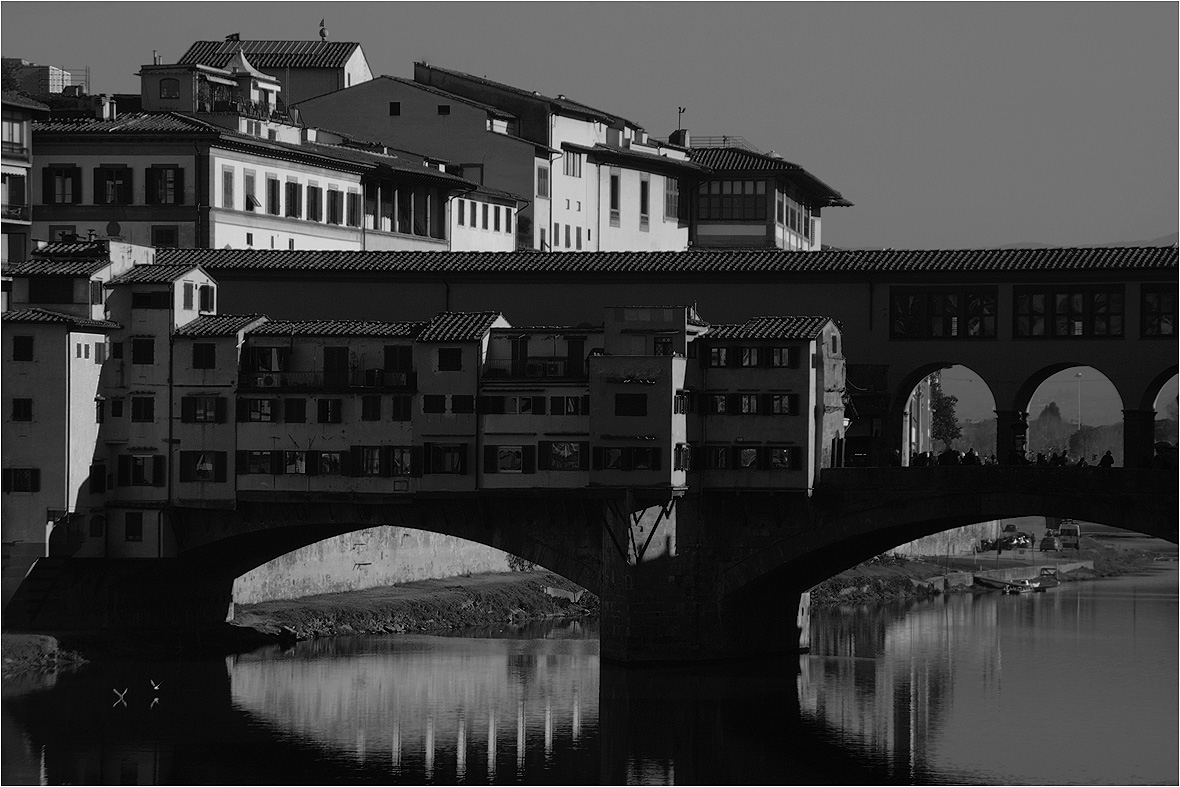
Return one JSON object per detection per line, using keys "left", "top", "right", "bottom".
{"left": 231, "top": 526, "right": 510, "bottom": 603}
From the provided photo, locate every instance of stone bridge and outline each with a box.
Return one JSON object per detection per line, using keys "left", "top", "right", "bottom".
{"left": 7, "top": 468, "right": 1175, "bottom": 662}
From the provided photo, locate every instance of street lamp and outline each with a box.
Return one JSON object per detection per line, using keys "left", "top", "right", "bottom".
{"left": 1075, "top": 371, "right": 1083, "bottom": 429}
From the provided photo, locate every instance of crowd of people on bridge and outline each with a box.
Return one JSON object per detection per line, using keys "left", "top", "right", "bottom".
{"left": 902, "top": 448, "right": 1120, "bottom": 468}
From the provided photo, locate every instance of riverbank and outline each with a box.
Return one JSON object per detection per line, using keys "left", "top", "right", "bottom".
{"left": 809, "top": 534, "right": 1175, "bottom": 606}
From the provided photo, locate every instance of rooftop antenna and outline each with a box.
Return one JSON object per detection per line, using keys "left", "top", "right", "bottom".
{"left": 677, "top": 106, "right": 686, "bottom": 131}
{"left": 319, "top": 19, "right": 328, "bottom": 41}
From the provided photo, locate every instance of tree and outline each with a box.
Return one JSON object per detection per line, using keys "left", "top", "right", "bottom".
{"left": 930, "top": 374, "right": 961, "bottom": 449}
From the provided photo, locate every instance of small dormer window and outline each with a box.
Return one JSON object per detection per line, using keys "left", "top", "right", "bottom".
{"left": 437, "top": 104, "right": 451, "bottom": 116}
{"left": 159, "top": 78, "right": 180, "bottom": 99}
{"left": 199, "top": 284, "right": 215, "bottom": 312}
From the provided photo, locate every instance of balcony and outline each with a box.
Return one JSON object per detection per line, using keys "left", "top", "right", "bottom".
{"left": 238, "top": 369, "right": 416, "bottom": 391}
{"left": 483, "top": 358, "right": 586, "bottom": 380}
{"left": 1, "top": 203, "right": 31, "bottom": 222}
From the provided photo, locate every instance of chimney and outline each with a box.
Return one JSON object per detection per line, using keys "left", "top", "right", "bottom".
{"left": 669, "top": 128, "right": 690, "bottom": 148}
{"left": 225, "top": 32, "right": 240, "bottom": 41}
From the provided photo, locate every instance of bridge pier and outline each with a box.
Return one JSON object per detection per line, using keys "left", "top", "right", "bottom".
{"left": 1122, "top": 408, "right": 1157, "bottom": 468}
{"left": 995, "top": 409, "right": 1029, "bottom": 463}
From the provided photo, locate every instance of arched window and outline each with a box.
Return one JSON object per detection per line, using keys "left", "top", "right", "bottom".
{"left": 159, "top": 78, "right": 180, "bottom": 100}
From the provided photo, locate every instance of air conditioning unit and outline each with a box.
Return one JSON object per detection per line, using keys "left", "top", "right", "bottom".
{"left": 545, "top": 360, "right": 564, "bottom": 377}
{"left": 256, "top": 374, "right": 278, "bottom": 387}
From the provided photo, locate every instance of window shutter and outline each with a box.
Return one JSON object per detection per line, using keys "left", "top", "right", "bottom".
{"left": 181, "top": 397, "right": 195, "bottom": 423}
{"left": 411, "top": 446, "right": 424, "bottom": 477}
{"left": 236, "top": 451, "right": 247, "bottom": 475}
{"left": 789, "top": 394, "right": 800, "bottom": 416}
{"left": 651, "top": 448, "right": 661, "bottom": 471}
{"left": 236, "top": 398, "right": 249, "bottom": 422}
{"left": 458, "top": 444, "right": 469, "bottom": 475}
{"left": 484, "top": 444, "right": 498, "bottom": 474}
{"left": 550, "top": 396, "right": 563, "bottom": 415}
{"left": 758, "top": 447, "right": 770, "bottom": 471}
{"left": 42, "top": 169, "right": 54, "bottom": 204}
{"left": 421, "top": 443, "right": 433, "bottom": 474}
{"left": 727, "top": 394, "right": 740, "bottom": 414}
{"left": 306, "top": 452, "right": 319, "bottom": 477}
{"left": 522, "top": 445, "right": 536, "bottom": 474}
{"left": 118, "top": 455, "right": 131, "bottom": 486}
{"left": 582, "top": 394, "right": 591, "bottom": 415}
{"left": 214, "top": 452, "right": 227, "bottom": 482}
{"left": 179, "top": 454, "right": 193, "bottom": 482}
{"left": 699, "top": 343, "right": 710, "bottom": 368}
{"left": 579, "top": 442, "right": 590, "bottom": 470}
{"left": 761, "top": 394, "right": 774, "bottom": 415}
{"left": 271, "top": 451, "right": 284, "bottom": 475}
{"left": 339, "top": 449, "right": 352, "bottom": 477}
{"left": 790, "top": 446, "right": 803, "bottom": 470}
{"left": 29, "top": 469, "right": 40, "bottom": 492}
{"left": 348, "top": 446, "right": 364, "bottom": 477}
{"left": 620, "top": 449, "right": 633, "bottom": 471}
{"left": 152, "top": 455, "right": 166, "bottom": 486}
{"left": 537, "top": 441, "right": 551, "bottom": 471}
{"left": 592, "top": 447, "right": 603, "bottom": 470}
{"left": 532, "top": 396, "right": 547, "bottom": 415}
{"left": 727, "top": 348, "right": 741, "bottom": 368}
{"left": 759, "top": 347, "right": 773, "bottom": 368}
{"left": 175, "top": 168, "right": 186, "bottom": 205}
{"left": 789, "top": 347, "right": 801, "bottom": 369}
{"left": 70, "top": 170, "right": 82, "bottom": 204}
{"left": 731, "top": 446, "right": 743, "bottom": 469}
{"left": 381, "top": 446, "right": 395, "bottom": 477}
{"left": 215, "top": 397, "right": 227, "bottom": 423}
{"left": 1, "top": 469, "right": 11, "bottom": 492}
{"left": 93, "top": 168, "right": 103, "bottom": 204}
{"left": 145, "top": 168, "right": 159, "bottom": 205}
{"left": 317, "top": 399, "right": 328, "bottom": 423}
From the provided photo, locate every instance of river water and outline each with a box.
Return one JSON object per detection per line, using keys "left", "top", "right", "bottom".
{"left": 3, "top": 565, "right": 1176, "bottom": 785}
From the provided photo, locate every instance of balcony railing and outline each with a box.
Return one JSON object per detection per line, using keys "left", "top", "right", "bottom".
{"left": 238, "top": 369, "right": 416, "bottom": 391}
{"left": 483, "top": 357, "right": 586, "bottom": 380}
{"left": 1, "top": 203, "right": 30, "bottom": 222}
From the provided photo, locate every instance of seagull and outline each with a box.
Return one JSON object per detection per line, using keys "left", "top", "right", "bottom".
{"left": 112, "top": 688, "right": 128, "bottom": 707}
{"left": 149, "top": 679, "right": 163, "bottom": 691}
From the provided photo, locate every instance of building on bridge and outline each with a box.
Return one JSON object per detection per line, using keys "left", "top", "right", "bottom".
{"left": 2, "top": 243, "right": 846, "bottom": 590}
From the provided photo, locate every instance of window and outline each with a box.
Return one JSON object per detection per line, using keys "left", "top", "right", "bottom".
{"left": 457, "top": 200, "right": 465, "bottom": 226}
{"left": 652, "top": 337, "right": 673, "bottom": 356}
{"left": 614, "top": 393, "right": 648, "bottom": 416}
{"left": 131, "top": 290, "right": 170, "bottom": 309}
{"left": 307, "top": 186, "right": 323, "bottom": 221}
{"left": 118, "top": 454, "right": 164, "bottom": 486}
{"left": 146, "top": 167, "right": 183, "bottom": 205}
{"left": 451, "top": 395, "right": 475, "bottom": 414}
{"left": 738, "top": 447, "right": 758, "bottom": 469}
{"left": 427, "top": 443, "right": 465, "bottom": 474}
{"left": 361, "top": 395, "right": 382, "bottom": 421}
{"left": 151, "top": 225, "right": 179, "bottom": 248}
{"left": 505, "top": 209, "right": 512, "bottom": 234}
{"left": 696, "top": 179, "right": 768, "bottom": 221}
{"left": 664, "top": 176, "right": 679, "bottom": 220}
{"left": 438, "top": 348, "right": 463, "bottom": 371}
{"left": 563, "top": 152, "right": 582, "bottom": 178}
{"left": 191, "top": 342, "right": 216, "bottom": 369}
{"left": 741, "top": 348, "right": 757, "bottom": 367}
{"left": 12, "top": 335, "right": 33, "bottom": 361}
{"left": 708, "top": 394, "right": 727, "bottom": 414}
{"left": 389, "top": 101, "right": 401, "bottom": 116}
{"left": 284, "top": 451, "right": 307, "bottom": 475}
{"left": 437, "top": 104, "right": 451, "bottom": 115}
{"left": 283, "top": 398, "right": 306, "bottom": 423}
{"left": 536, "top": 165, "right": 549, "bottom": 198}
{"left": 769, "top": 394, "right": 800, "bottom": 415}
{"left": 739, "top": 394, "right": 759, "bottom": 414}
{"left": 42, "top": 166, "right": 81, "bottom": 204}
{"left": 346, "top": 192, "right": 361, "bottom": 227}
{"left": 124, "top": 512, "right": 143, "bottom": 542}
{"left": 238, "top": 398, "right": 275, "bottom": 422}
{"left": 361, "top": 446, "right": 382, "bottom": 476}
{"left": 319, "top": 452, "right": 343, "bottom": 475}
{"left": 390, "top": 394, "right": 413, "bottom": 421}
{"left": 594, "top": 446, "right": 660, "bottom": 471}
{"left": 2, "top": 467, "right": 40, "bottom": 492}
{"left": 422, "top": 395, "right": 446, "bottom": 413}
{"left": 547, "top": 441, "right": 583, "bottom": 471}
{"left": 390, "top": 447, "right": 413, "bottom": 476}
{"left": 179, "top": 451, "right": 226, "bottom": 482}
{"left": 266, "top": 177, "right": 280, "bottom": 215}
{"left": 199, "top": 285, "right": 215, "bottom": 312}
{"left": 131, "top": 338, "right": 154, "bottom": 364}
{"left": 1013, "top": 286, "right": 1124, "bottom": 338}
{"left": 891, "top": 287, "right": 999, "bottom": 339}
{"left": 770, "top": 347, "right": 800, "bottom": 368}
{"left": 770, "top": 446, "right": 803, "bottom": 470}
{"left": 158, "top": 78, "right": 180, "bottom": 99}
{"left": 317, "top": 399, "right": 343, "bottom": 423}
{"left": 222, "top": 168, "right": 234, "bottom": 209}
{"left": 95, "top": 166, "right": 132, "bottom": 205}
{"left": 639, "top": 177, "right": 650, "bottom": 229}
{"left": 285, "top": 181, "right": 302, "bottom": 218}
{"left": 130, "top": 396, "right": 155, "bottom": 422}
{"left": 493, "top": 205, "right": 501, "bottom": 232}
{"left": 549, "top": 395, "right": 585, "bottom": 415}
{"left": 674, "top": 443, "right": 692, "bottom": 471}
{"left": 1142, "top": 285, "right": 1176, "bottom": 336}
{"left": 95, "top": 399, "right": 105, "bottom": 423}
{"left": 327, "top": 189, "right": 344, "bottom": 224}
{"left": 181, "top": 395, "right": 224, "bottom": 423}
{"left": 609, "top": 173, "right": 620, "bottom": 225}
{"left": 243, "top": 172, "right": 259, "bottom": 211}
{"left": 11, "top": 398, "right": 32, "bottom": 421}
{"left": 708, "top": 347, "right": 727, "bottom": 367}
{"left": 495, "top": 445, "right": 523, "bottom": 473}
{"left": 242, "top": 450, "right": 277, "bottom": 475}
{"left": 707, "top": 447, "right": 728, "bottom": 469}
{"left": 576, "top": 226, "right": 582, "bottom": 249}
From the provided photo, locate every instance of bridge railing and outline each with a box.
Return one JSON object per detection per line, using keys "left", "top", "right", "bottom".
{"left": 818, "top": 466, "right": 1177, "bottom": 495}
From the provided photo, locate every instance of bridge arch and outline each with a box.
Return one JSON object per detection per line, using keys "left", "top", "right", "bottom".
{"left": 889, "top": 362, "right": 998, "bottom": 463}
{"left": 1143, "top": 366, "right": 1179, "bottom": 412}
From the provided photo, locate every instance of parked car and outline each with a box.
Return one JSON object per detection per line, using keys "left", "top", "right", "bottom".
{"left": 1040, "top": 535, "right": 1062, "bottom": 551}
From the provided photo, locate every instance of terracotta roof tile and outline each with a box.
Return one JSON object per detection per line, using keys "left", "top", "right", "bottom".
{"left": 1, "top": 307, "right": 121, "bottom": 330}
{"left": 174, "top": 314, "right": 267, "bottom": 337}
{"left": 689, "top": 146, "right": 851, "bottom": 206}
{"left": 248, "top": 319, "right": 425, "bottom": 338}
{"left": 4, "top": 258, "right": 113, "bottom": 276}
{"left": 707, "top": 316, "right": 834, "bottom": 341}
{"left": 155, "top": 247, "right": 1179, "bottom": 276}
{"left": 107, "top": 264, "right": 203, "bottom": 285}
{"left": 2, "top": 91, "right": 50, "bottom": 112}
{"left": 417, "top": 311, "right": 503, "bottom": 342}
{"left": 179, "top": 40, "right": 363, "bottom": 70}
{"left": 33, "top": 112, "right": 218, "bottom": 134}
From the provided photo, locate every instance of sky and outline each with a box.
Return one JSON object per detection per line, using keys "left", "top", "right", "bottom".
{"left": 2, "top": 1, "right": 1177, "bottom": 250}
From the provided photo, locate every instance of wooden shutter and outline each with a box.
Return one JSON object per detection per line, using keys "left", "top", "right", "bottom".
{"left": 89, "top": 464, "right": 106, "bottom": 494}
{"left": 582, "top": 394, "right": 591, "bottom": 415}
{"left": 145, "top": 168, "right": 159, "bottom": 205}
{"left": 236, "top": 398, "right": 250, "bottom": 422}
{"left": 790, "top": 446, "right": 803, "bottom": 470}
{"left": 215, "top": 397, "right": 227, "bottom": 423}
{"left": 381, "top": 446, "right": 396, "bottom": 477}
{"left": 410, "top": 446, "right": 423, "bottom": 477}
{"left": 179, "top": 453, "right": 193, "bottom": 482}
{"left": 484, "top": 444, "right": 498, "bottom": 474}
{"left": 181, "top": 397, "right": 196, "bottom": 423}
{"left": 236, "top": 451, "right": 248, "bottom": 475}
{"left": 348, "top": 446, "right": 364, "bottom": 477}
{"left": 650, "top": 448, "right": 661, "bottom": 471}
{"left": 579, "top": 442, "right": 590, "bottom": 470}
{"left": 532, "top": 396, "right": 547, "bottom": 415}
{"left": 699, "top": 342, "right": 710, "bottom": 368}
{"left": 93, "top": 168, "right": 103, "bottom": 204}
{"left": 152, "top": 455, "right": 166, "bottom": 486}
{"left": 42, "top": 169, "right": 54, "bottom": 204}
{"left": 28, "top": 469, "right": 40, "bottom": 492}
{"left": 550, "top": 396, "right": 563, "bottom": 415}
{"left": 726, "top": 348, "right": 741, "bottom": 368}
{"left": 761, "top": 393, "right": 775, "bottom": 416}
{"left": 592, "top": 446, "right": 603, "bottom": 470}
{"left": 537, "top": 441, "right": 551, "bottom": 471}
{"left": 174, "top": 168, "right": 185, "bottom": 205}
{"left": 214, "top": 452, "right": 227, "bottom": 482}
{"left": 118, "top": 455, "right": 131, "bottom": 486}
{"left": 421, "top": 442, "right": 433, "bottom": 474}
{"left": 271, "top": 451, "right": 284, "bottom": 475}
{"left": 759, "top": 347, "right": 772, "bottom": 368}
{"left": 757, "top": 447, "right": 770, "bottom": 471}
{"left": 522, "top": 445, "right": 536, "bottom": 474}
{"left": 727, "top": 394, "right": 740, "bottom": 414}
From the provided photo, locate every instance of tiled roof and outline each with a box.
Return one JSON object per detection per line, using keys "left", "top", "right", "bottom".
{"left": 155, "top": 246, "right": 1179, "bottom": 276}
{"left": 33, "top": 112, "right": 218, "bottom": 134}
{"left": 417, "top": 311, "right": 503, "bottom": 342}
{"left": 2, "top": 91, "right": 50, "bottom": 112}
{"left": 415, "top": 62, "right": 635, "bottom": 127}
{"left": 107, "top": 264, "right": 203, "bottom": 285}
{"left": 1, "top": 307, "right": 121, "bottom": 330}
{"left": 179, "top": 40, "right": 363, "bottom": 70}
{"left": 32, "top": 241, "right": 110, "bottom": 257}
{"left": 707, "top": 316, "right": 834, "bottom": 341}
{"left": 4, "top": 258, "right": 112, "bottom": 276}
{"left": 247, "top": 319, "right": 425, "bottom": 338}
{"left": 563, "top": 142, "right": 709, "bottom": 176}
{"left": 174, "top": 314, "right": 267, "bottom": 337}
{"left": 689, "top": 146, "right": 851, "bottom": 206}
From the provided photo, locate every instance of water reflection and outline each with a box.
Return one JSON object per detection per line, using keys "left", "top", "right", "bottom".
{"left": 3, "top": 568, "right": 1175, "bottom": 785}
